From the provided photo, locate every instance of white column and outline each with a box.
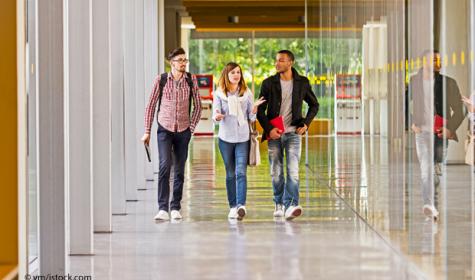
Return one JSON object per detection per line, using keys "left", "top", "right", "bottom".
{"left": 110, "top": 0, "right": 127, "bottom": 215}
{"left": 135, "top": 0, "right": 146, "bottom": 190}
{"left": 143, "top": 0, "right": 158, "bottom": 182}
{"left": 64, "top": 0, "right": 94, "bottom": 255}
{"left": 123, "top": 0, "right": 138, "bottom": 201}
{"left": 152, "top": 0, "right": 165, "bottom": 174}
{"left": 92, "top": 0, "right": 112, "bottom": 232}
{"left": 158, "top": 0, "right": 165, "bottom": 73}
{"left": 37, "top": 0, "right": 66, "bottom": 273}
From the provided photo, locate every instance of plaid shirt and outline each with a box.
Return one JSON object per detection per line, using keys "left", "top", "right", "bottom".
{"left": 144, "top": 72, "right": 202, "bottom": 134}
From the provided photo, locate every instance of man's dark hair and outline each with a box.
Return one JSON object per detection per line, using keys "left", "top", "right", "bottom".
{"left": 277, "top": 50, "right": 295, "bottom": 62}
{"left": 167, "top": 47, "right": 186, "bottom": 61}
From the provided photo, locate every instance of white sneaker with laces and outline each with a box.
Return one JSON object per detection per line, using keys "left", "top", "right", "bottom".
{"left": 285, "top": 205, "right": 303, "bottom": 220}
{"left": 170, "top": 210, "right": 182, "bottom": 220}
{"left": 228, "top": 207, "right": 238, "bottom": 219}
{"left": 237, "top": 206, "right": 247, "bottom": 220}
{"left": 423, "top": 204, "right": 439, "bottom": 221}
{"left": 273, "top": 204, "right": 284, "bottom": 217}
{"left": 154, "top": 210, "right": 170, "bottom": 221}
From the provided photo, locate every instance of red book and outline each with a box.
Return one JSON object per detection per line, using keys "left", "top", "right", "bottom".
{"left": 270, "top": 116, "right": 285, "bottom": 133}
{"left": 434, "top": 114, "right": 446, "bottom": 133}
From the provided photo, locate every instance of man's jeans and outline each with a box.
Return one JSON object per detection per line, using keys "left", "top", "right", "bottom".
{"left": 268, "top": 133, "right": 302, "bottom": 209}
{"left": 218, "top": 139, "right": 249, "bottom": 208}
{"left": 157, "top": 124, "right": 191, "bottom": 211}
{"left": 415, "top": 132, "right": 447, "bottom": 207}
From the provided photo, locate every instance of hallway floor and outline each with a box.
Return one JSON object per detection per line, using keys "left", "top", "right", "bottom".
{"left": 68, "top": 136, "right": 474, "bottom": 279}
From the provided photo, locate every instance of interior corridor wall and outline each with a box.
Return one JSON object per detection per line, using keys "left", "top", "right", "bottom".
{"left": 0, "top": 0, "right": 19, "bottom": 278}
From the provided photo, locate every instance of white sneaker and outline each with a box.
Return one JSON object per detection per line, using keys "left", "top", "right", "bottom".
{"left": 285, "top": 205, "right": 303, "bottom": 220}
{"left": 273, "top": 204, "right": 284, "bottom": 217}
{"left": 237, "top": 206, "right": 247, "bottom": 220}
{"left": 170, "top": 210, "right": 182, "bottom": 220}
{"left": 228, "top": 208, "right": 238, "bottom": 219}
{"left": 423, "top": 204, "right": 439, "bottom": 221}
{"left": 154, "top": 210, "right": 170, "bottom": 221}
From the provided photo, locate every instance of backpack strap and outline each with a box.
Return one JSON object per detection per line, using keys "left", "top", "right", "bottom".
{"left": 185, "top": 72, "right": 194, "bottom": 115}
{"left": 157, "top": 73, "right": 168, "bottom": 114}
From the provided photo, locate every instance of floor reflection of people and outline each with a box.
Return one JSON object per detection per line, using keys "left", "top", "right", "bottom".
{"left": 420, "top": 219, "right": 438, "bottom": 254}
{"left": 227, "top": 220, "right": 247, "bottom": 279}
{"left": 270, "top": 221, "right": 303, "bottom": 279}
{"left": 410, "top": 50, "right": 465, "bottom": 221}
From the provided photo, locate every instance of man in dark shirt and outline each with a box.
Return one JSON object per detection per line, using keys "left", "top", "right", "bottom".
{"left": 257, "top": 50, "right": 319, "bottom": 220}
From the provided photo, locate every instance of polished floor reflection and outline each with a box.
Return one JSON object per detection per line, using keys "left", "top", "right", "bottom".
{"left": 67, "top": 136, "right": 474, "bottom": 279}
{"left": 307, "top": 135, "right": 475, "bottom": 280}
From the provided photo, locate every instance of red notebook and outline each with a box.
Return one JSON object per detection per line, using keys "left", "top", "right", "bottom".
{"left": 434, "top": 114, "right": 446, "bottom": 133}
{"left": 270, "top": 116, "right": 285, "bottom": 133}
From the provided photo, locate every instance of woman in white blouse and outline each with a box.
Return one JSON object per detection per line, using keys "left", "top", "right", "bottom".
{"left": 212, "top": 62, "right": 265, "bottom": 220}
{"left": 462, "top": 94, "right": 475, "bottom": 126}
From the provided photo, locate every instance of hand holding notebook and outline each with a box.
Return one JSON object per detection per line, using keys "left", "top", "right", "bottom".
{"left": 144, "top": 143, "right": 152, "bottom": 162}
{"left": 269, "top": 116, "right": 285, "bottom": 133}
{"left": 433, "top": 114, "right": 446, "bottom": 134}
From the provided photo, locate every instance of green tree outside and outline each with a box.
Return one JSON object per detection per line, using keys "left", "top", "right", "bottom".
{"left": 188, "top": 37, "right": 361, "bottom": 120}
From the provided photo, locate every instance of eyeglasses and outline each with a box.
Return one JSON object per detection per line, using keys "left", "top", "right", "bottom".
{"left": 172, "top": 58, "right": 189, "bottom": 64}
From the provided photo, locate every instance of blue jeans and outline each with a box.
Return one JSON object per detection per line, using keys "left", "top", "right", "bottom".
{"left": 218, "top": 139, "right": 249, "bottom": 208}
{"left": 268, "top": 133, "right": 301, "bottom": 209}
{"left": 415, "top": 132, "right": 447, "bottom": 207}
{"left": 157, "top": 124, "right": 191, "bottom": 211}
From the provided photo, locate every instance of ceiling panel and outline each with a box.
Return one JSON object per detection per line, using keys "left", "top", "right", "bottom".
{"left": 183, "top": 0, "right": 388, "bottom": 31}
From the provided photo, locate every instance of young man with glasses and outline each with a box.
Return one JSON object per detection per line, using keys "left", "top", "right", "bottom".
{"left": 257, "top": 50, "right": 319, "bottom": 220}
{"left": 142, "top": 47, "right": 202, "bottom": 221}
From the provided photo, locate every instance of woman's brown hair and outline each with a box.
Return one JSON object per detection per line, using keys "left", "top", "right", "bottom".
{"left": 218, "top": 62, "right": 247, "bottom": 96}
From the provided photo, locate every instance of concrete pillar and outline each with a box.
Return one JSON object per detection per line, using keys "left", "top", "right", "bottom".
{"left": 143, "top": 0, "right": 158, "bottom": 182}
{"left": 36, "top": 0, "right": 66, "bottom": 273}
{"left": 64, "top": 0, "right": 94, "bottom": 255}
{"left": 152, "top": 0, "right": 166, "bottom": 174}
{"left": 164, "top": 0, "right": 181, "bottom": 53}
{"left": 135, "top": 0, "right": 146, "bottom": 190}
{"left": 123, "top": 0, "right": 138, "bottom": 201}
{"left": 110, "top": 0, "right": 127, "bottom": 215}
{"left": 92, "top": 0, "right": 112, "bottom": 232}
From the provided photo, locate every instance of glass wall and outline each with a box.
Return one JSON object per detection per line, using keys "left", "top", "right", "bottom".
{"left": 189, "top": 36, "right": 360, "bottom": 119}
{"left": 305, "top": 0, "right": 475, "bottom": 279}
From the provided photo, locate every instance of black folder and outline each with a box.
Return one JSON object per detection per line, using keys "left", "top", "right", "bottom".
{"left": 144, "top": 143, "right": 152, "bottom": 162}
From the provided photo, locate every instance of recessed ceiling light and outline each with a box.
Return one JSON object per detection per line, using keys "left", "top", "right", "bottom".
{"left": 228, "top": 16, "right": 239, "bottom": 24}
